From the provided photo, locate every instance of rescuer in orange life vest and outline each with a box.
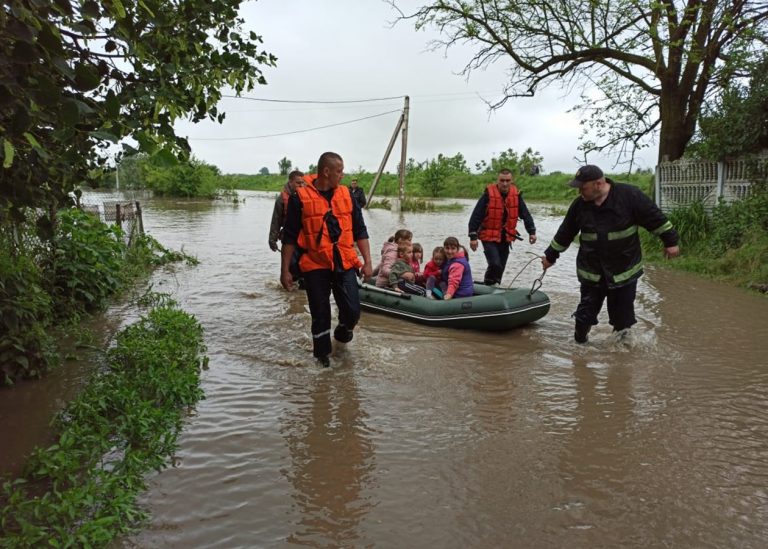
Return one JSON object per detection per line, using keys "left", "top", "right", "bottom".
{"left": 268, "top": 170, "right": 305, "bottom": 252}
{"left": 468, "top": 169, "right": 538, "bottom": 286}
{"left": 280, "top": 152, "right": 373, "bottom": 367}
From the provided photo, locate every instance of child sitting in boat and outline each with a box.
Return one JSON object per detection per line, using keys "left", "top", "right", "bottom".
{"left": 374, "top": 229, "right": 412, "bottom": 287}
{"left": 411, "top": 242, "right": 424, "bottom": 279}
{"left": 442, "top": 237, "right": 473, "bottom": 300}
{"left": 388, "top": 242, "right": 426, "bottom": 296}
{"left": 423, "top": 246, "right": 447, "bottom": 299}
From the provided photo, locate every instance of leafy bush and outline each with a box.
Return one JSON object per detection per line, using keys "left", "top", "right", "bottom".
{"left": 0, "top": 246, "right": 57, "bottom": 383}
{"left": 642, "top": 184, "right": 768, "bottom": 289}
{"left": 0, "top": 301, "right": 206, "bottom": 547}
{"left": 46, "top": 209, "right": 126, "bottom": 316}
{"left": 709, "top": 184, "right": 768, "bottom": 253}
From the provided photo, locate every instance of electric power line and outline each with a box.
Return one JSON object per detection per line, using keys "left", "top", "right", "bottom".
{"left": 225, "top": 93, "right": 502, "bottom": 113}
{"left": 189, "top": 109, "right": 402, "bottom": 141}
{"left": 221, "top": 93, "right": 404, "bottom": 104}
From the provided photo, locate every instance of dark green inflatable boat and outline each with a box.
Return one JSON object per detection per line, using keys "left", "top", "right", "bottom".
{"left": 358, "top": 282, "right": 550, "bottom": 331}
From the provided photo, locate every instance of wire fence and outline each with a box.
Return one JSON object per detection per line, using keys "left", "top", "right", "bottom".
{"left": 75, "top": 196, "right": 145, "bottom": 245}
{"left": 1, "top": 198, "right": 145, "bottom": 264}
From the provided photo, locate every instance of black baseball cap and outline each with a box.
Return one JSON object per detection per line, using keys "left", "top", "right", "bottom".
{"left": 568, "top": 165, "right": 604, "bottom": 188}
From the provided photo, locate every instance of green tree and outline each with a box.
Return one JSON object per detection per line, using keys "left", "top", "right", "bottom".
{"left": 475, "top": 147, "right": 543, "bottom": 176}
{"left": 394, "top": 1, "right": 768, "bottom": 163}
{"left": 143, "top": 157, "right": 222, "bottom": 198}
{"left": 278, "top": 157, "right": 292, "bottom": 176}
{"left": 259, "top": 166, "right": 270, "bottom": 175}
{"left": 415, "top": 153, "right": 470, "bottom": 196}
{"left": 691, "top": 53, "right": 768, "bottom": 160}
{"left": 0, "top": 0, "right": 275, "bottom": 221}
{"left": 117, "top": 153, "right": 150, "bottom": 190}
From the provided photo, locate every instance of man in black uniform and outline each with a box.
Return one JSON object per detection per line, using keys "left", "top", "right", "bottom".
{"left": 348, "top": 178, "right": 367, "bottom": 208}
{"left": 541, "top": 165, "right": 680, "bottom": 343}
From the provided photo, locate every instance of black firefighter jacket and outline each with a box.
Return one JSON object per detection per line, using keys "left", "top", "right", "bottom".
{"left": 544, "top": 180, "right": 679, "bottom": 288}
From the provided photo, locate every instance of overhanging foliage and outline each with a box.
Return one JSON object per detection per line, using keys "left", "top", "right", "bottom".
{"left": 393, "top": 0, "right": 768, "bottom": 165}
{"left": 0, "top": 0, "right": 275, "bottom": 223}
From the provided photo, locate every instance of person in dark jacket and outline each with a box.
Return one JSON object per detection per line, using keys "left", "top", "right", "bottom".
{"left": 268, "top": 170, "right": 305, "bottom": 252}
{"left": 348, "top": 178, "right": 367, "bottom": 208}
{"left": 541, "top": 165, "right": 680, "bottom": 343}
{"left": 468, "top": 169, "right": 537, "bottom": 286}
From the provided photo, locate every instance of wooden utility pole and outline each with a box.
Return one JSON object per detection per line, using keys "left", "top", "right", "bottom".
{"left": 365, "top": 96, "right": 409, "bottom": 208}
{"left": 399, "top": 96, "right": 409, "bottom": 202}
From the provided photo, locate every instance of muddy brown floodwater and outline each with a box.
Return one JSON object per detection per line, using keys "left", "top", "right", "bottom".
{"left": 2, "top": 190, "right": 767, "bottom": 548}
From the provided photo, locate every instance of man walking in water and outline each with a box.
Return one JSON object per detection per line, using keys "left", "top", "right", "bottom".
{"left": 541, "top": 165, "right": 680, "bottom": 343}
{"left": 280, "top": 152, "right": 373, "bottom": 367}
{"left": 268, "top": 170, "right": 305, "bottom": 252}
{"left": 348, "top": 178, "right": 366, "bottom": 208}
{"left": 468, "top": 168, "right": 537, "bottom": 286}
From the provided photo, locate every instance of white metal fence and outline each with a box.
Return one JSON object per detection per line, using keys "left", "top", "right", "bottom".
{"left": 655, "top": 156, "right": 768, "bottom": 212}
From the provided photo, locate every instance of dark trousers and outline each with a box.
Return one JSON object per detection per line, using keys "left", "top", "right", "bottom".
{"left": 574, "top": 279, "right": 638, "bottom": 331}
{"left": 481, "top": 240, "right": 510, "bottom": 285}
{"left": 397, "top": 279, "right": 426, "bottom": 296}
{"left": 303, "top": 268, "right": 361, "bottom": 358}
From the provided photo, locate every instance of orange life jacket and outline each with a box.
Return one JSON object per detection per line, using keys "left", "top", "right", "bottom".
{"left": 295, "top": 183, "right": 362, "bottom": 272}
{"left": 280, "top": 190, "right": 290, "bottom": 217}
{"left": 478, "top": 183, "right": 520, "bottom": 243}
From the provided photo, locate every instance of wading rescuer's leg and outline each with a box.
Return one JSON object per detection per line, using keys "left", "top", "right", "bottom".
{"left": 573, "top": 281, "right": 608, "bottom": 343}
{"left": 303, "top": 269, "right": 334, "bottom": 364}
{"left": 606, "top": 280, "right": 638, "bottom": 332}
{"left": 332, "top": 269, "right": 361, "bottom": 344}
{"left": 482, "top": 241, "right": 507, "bottom": 285}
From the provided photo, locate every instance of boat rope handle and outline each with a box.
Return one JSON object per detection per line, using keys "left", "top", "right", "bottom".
{"left": 505, "top": 251, "right": 547, "bottom": 296}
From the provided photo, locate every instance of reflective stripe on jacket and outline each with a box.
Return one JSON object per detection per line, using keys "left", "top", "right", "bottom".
{"left": 545, "top": 181, "right": 678, "bottom": 288}
{"left": 295, "top": 183, "right": 362, "bottom": 272}
{"left": 478, "top": 184, "right": 520, "bottom": 242}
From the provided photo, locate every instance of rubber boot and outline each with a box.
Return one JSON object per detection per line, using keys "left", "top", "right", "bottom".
{"left": 334, "top": 324, "right": 354, "bottom": 344}
{"left": 574, "top": 322, "right": 591, "bottom": 344}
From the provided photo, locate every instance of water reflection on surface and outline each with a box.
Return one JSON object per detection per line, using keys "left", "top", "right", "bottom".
{"left": 2, "top": 190, "right": 766, "bottom": 548}
{"left": 280, "top": 369, "right": 375, "bottom": 546}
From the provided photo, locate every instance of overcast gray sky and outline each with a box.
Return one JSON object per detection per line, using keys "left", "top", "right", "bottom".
{"left": 176, "top": 0, "right": 659, "bottom": 176}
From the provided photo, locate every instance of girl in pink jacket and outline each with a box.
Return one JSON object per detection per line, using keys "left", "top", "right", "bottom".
{"left": 374, "top": 229, "right": 412, "bottom": 287}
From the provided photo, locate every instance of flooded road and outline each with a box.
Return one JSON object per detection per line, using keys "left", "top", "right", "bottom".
{"left": 3, "top": 190, "right": 768, "bottom": 547}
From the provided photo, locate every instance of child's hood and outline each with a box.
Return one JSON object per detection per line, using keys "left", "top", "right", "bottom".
{"left": 381, "top": 241, "right": 397, "bottom": 254}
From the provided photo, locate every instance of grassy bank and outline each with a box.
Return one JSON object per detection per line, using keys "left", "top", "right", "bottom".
{"left": 0, "top": 297, "right": 206, "bottom": 547}
{"left": 641, "top": 187, "right": 768, "bottom": 291}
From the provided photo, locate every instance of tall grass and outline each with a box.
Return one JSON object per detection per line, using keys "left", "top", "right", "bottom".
{"left": 641, "top": 186, "right": 768, "bottom": 290}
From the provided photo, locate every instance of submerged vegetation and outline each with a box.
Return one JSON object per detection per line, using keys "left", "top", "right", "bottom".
{"left": 368, "top": 196, "right": 464, "bottom": 212}
{"left": 0, "top": 296, "right": 206, "bottom": 547}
